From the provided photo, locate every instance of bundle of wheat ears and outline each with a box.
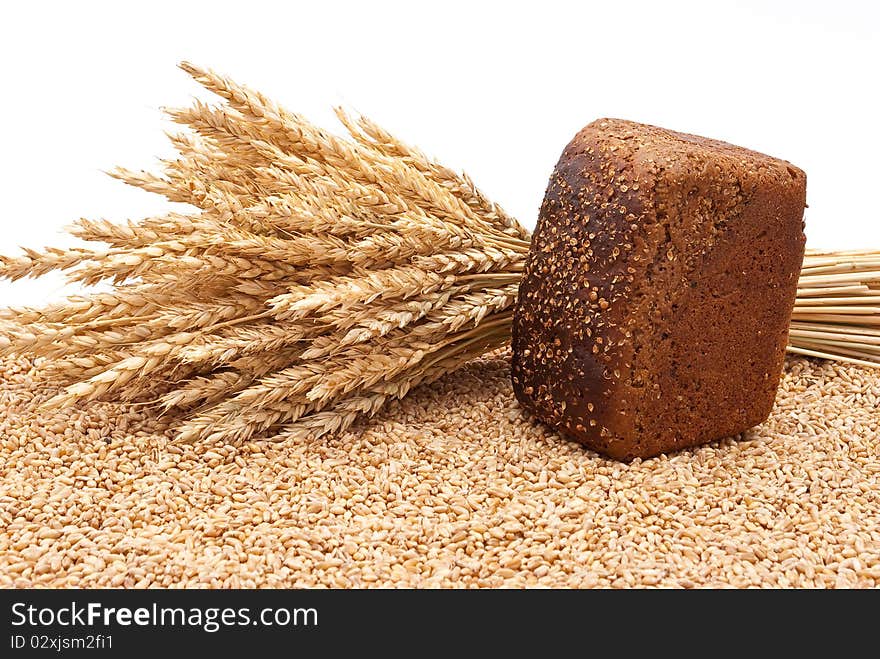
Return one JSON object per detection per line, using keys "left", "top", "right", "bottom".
{"left": 0, "top": 63, "right": 877, "bottom": 445}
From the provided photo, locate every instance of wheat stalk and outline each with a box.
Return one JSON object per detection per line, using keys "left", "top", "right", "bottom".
{"left": 0, "top": 63, "right": 876, "bottom": 445}
{"left": 787, "top": 249, "right": 880, "bottom": 368}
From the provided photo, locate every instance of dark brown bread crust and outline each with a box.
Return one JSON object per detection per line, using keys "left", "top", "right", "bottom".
{"left": 511, "top": 119, "right": 806, "bottom": 460}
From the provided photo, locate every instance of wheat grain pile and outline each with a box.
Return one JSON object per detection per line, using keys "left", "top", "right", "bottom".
{"left": 1, "top": 350, "right": 878, "bottom": 588}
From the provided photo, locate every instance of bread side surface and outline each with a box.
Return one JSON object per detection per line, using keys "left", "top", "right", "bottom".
{"left": 511, "top": 118, "right": 806, "bottom": 460}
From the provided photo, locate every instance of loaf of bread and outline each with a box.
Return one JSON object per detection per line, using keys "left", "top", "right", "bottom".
{"left": 511, "top": 119, "right": 806, "bottom": 460}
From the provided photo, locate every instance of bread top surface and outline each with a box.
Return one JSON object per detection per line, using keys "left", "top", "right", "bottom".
{"left": 511, "top": 118, "right": 806, "bottom": 458}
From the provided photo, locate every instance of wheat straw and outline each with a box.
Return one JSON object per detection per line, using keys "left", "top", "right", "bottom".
{"left": 788, "top": 250, "right": 880, "bottom": 367}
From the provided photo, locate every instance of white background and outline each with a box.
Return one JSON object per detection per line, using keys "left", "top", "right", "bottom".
{"left": 1, "top": 0, "right": 877, "bottom": 307}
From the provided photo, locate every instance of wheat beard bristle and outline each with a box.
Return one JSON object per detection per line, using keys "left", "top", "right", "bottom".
{"left": 0, "top": 63, "right": 875, "bottom": 446}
